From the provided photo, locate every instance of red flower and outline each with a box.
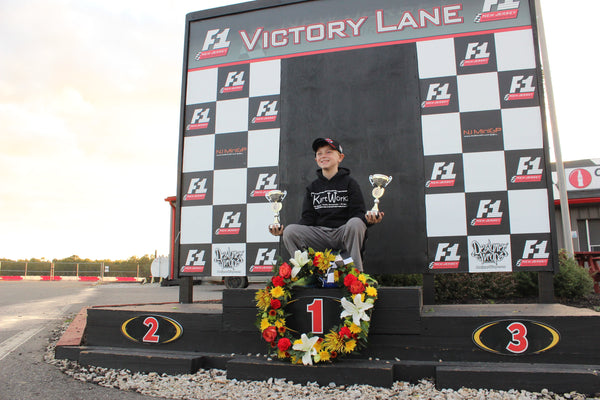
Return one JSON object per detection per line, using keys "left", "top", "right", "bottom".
{"left": 277, "top": 337, "right": 291, "bottom": 352}
{"left": 262, "top": 326, "right": 277, "bottom": 343}
{"left": 330, "top": 351, "right": 338, "bottom": 359}
{"left": 270, "top": 299, "right": 281, "bottom": 309}
{"left": 278, "top": 326, "right": 286, "bottom": 334}
{"left": 272, "top": 276, "right": 285, "bottom": 287}
{"left": 344, "top": 273, "right": 357, "bottom": 287}
{"left": 279, "top": 262, "right": 292, "bottom": 279}
{"left": 339, "top": 326, "right": 352, "bottom": 338}
{"left": 313, "top": 253, "right": 323, "bottom": 266}
{"left": 269, "top": 309, "right": 277, "bottom": 317}
{"left": 350, "top": 280, "right": 365, "bottom": 295}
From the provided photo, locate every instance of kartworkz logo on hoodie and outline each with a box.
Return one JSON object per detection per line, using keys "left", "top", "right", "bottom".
{"left": 311, "top": 190, "right": 349, "bottom": 209}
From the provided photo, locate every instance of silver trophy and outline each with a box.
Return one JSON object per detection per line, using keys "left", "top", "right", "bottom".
{"left": 265, "top": 190, "right": 287, "bottom": 228}
{"left": 368, "top": 174, "right": 392, "bottom": 216}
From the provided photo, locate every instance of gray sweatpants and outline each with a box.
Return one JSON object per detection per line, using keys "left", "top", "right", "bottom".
{"left": 282, "top": 217, "right": 367, "bottom": 271}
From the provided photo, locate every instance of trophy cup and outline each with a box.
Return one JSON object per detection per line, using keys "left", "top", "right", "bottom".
{"left": 368, "top": 174, "right": 392, "bottom": 216}
{"left": 265, "top": 190, "right": 287, "bottom": 228}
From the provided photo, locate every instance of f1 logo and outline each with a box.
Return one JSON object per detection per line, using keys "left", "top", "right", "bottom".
{"left": 476, "top": 200, "right": 502, "bottom": 218}
{"left": 202, "top": 28, "right": 231, "bottom": 51}
{"left": 220, "top": 212, "right": 241, "bottom": 228}
{"left": 512, "top": 157, "right": 543, "bottom": 183}
{"left": 221, "top": 71, "right": 245, "bottom": 93}
{"left": 432, "top": 162, "right": 456, "bottom": 180}
{"left": 465, "top": 42, "right": 490, "bottom": 60}
{"left": 185, "top": 178, "right": 208, "bottom": 201}
{"left": 250, "top": 173, "right": 278, "bottom": 198}
{"left": 482, "top": 0, "right": 519, "bottom": 12}
{"left": 255, "top": 248, "right": 277, "bottom": 266}
{"left": 426, "top": 83, "right": 451, "bottom": 101}
{"left": 430, "top": 243, "right": 461, "bottom": 269}
{"left": 185, "top": 250, "right": 206, "bottom": 266}
{"left": 196, "top": 28, "right": 231, "bottom": 60}
{"left": 252, "top": 101, "right": 279, "bottom": 123}
{"left": 435, "top": 243, "right": 460, "bottom": 262}
{"left": 522, "top": 240, "right": 549, "bottom": 259}
{"left": 509, "top": 76, "right": 535, "bottom": 94}
{"left": 188, "top": 108, "right": 210, "bottom": 130}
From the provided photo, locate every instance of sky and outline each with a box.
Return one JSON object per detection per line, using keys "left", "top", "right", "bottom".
{"left": 0, "top": 0, "right": 597, "bottom": 261}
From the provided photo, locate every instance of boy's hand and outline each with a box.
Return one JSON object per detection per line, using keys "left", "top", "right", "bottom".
{"left": 365, "top": 211, "right": 384, "bottom": 225}
{"left": 269, "top": 224, "right": 285, "bottom": 236}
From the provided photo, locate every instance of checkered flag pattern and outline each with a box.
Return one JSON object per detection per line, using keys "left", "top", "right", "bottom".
{"left": 418, "top": 28, "right": 553, "bottom": 273}
{"left": 179, "top": 60, "right": 282, "bottom": 277}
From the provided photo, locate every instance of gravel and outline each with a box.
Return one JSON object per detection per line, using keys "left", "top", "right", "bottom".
{"left": 45, "top": 321, "right": 598, "bottom": 400}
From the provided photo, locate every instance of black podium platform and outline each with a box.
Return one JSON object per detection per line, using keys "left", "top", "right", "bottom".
{"left": 56, "top": 287, "right": 600, "bottom": 394}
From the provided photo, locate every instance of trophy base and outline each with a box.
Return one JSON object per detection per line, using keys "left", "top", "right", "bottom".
{"left": 367, "top": 210, "right": 380, "bottom": 218}
{"left": 269, "top": 223, "right": 281, "bottom": 230}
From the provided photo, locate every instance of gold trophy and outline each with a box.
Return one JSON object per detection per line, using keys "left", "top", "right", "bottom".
{"left": 368, "top": 174, "right": 392, "bottom": 216}
{"left": 265, "top": 190, "right": 287, "bottom": 228}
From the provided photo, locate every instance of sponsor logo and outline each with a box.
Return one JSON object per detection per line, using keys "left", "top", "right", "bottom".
{"left": 460, "top": 42, "right": 491, "bottom": 67}
{"left": 181, "top": 249, "right": 206, "bottom": 273}
{"left": 475, "top": 0, "right": 520, "bottom": 23}
{"left": 311, "top": 190, "right": 349, "bottom": 209}
{"left": 220, "top": 71, "right": 246, "bottom": 94}
{"left": 430, "top": 243, "right": 461, "bottom": 269}
{"left": 252, "top": 100, "right": 279, "bottom": 123}
{"left": 471, "top": 239, "right": 509, "bottom": 264}
{"left": 215, "top": 212, "right": 242, "bottom": 235}
{"left": 195, "top": 28, "right": 231, "bottom": 60}
{"left": 250, "top": 248, "right": 277, "bottom": 273}
{"left": 215, "top": 146, "right": 247, "bottom": 157}
{"left": 250, "top": 173, "right": 278, "bottom": 198}
{"left": 471, "top": 200, "right": 503, "bottom": 226}
{"left": 504, "top": 75, "right": 535, "bottom": 101}
{"left": 184, "top": 178, "right": 208, "bottom": 201}
{"left": 463, "top": 127, "right": 502, "bottom": 137}
{"left": 422, "top": 83, "right": 451, "bottom": 108}
{"left": 517, "top": 240, "right": 549, "bottom": 267}
{"left": 214, "top": 247, "right": 245, "bottom": 270}
{"left": 187, "top": 108, "right": 210, "bottom": 130}
{"left": 511, "top": 157, "right": 543, "bottom": 183}
{"left": 568, "top": 168, "right": 592, "bottom": 189}
{"left": 426, "top": 162, "right": 456, "bottom": 188}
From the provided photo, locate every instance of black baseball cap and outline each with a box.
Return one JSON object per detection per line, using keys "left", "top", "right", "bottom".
{"left": 312, "top": 138, "right": 343, "bottom": 154}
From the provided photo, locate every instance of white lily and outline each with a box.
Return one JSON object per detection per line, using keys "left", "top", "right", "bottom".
{"left": 289, "top": 250, "right": 310, "bottom": 278}
{"left": 340, "top": 294, "right": 374, "bottom": 326}
{"left": 292, "top": 333, "right": 320, "bottom": 365}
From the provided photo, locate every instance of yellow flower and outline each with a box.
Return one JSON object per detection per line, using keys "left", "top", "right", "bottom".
{"left": 323, "top": 330, "right": 345, "bottom": 353}
{"left": 319, "top": 350, "right": 331, "bottom": 362}
{"left": 260, "top": 318, "right": 270, "bottom": 331}
{"left": 349, "top": 323, "right": 362, "bottom": 334}
{"left": 274, "top": 319, "right": 286, "bottom": 328}
{"left": 270, "top": 286, "right": 285, "bottom": 298}
{"left": 344, "top": 339, "right": 357, "bottom": 353}
{"left": 255, "top": 289, "right": 271, "bottom": 311}
{"left": 314, "top": 339, "right": 322, "bottom": 352}
{"left": 294, "top": 339, "right": 302, "bottom": 347}
{"left": 277, "top": 350, "right": 289, "bottom": 359}
{"left": 358, "top": 274, "right": 367, "bottom": 284}
{"left": 334, "top": 270, "right": 340, "bottom": 282}
{"left": 365, "top": 286, "right": 378, "bottom": 298}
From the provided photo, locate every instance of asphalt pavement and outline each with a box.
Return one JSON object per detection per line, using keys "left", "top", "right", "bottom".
{"left": 0, "top": 280, "right": 224, "bottom": 400}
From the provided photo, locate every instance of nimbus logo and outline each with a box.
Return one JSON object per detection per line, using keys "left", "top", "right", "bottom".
{"left": 426, "top": 162, "right": 456, "bottom": 188}
{"left": 512, "top": 157, "right": 543, "bottom": 183}
{"left": 461, "top": 42, "right": 491, "bottom": 67}
{"left": 505, "top": 75, "right": 535, "bottom": 101}
{"left": 517, "top": 240, "right": 549, "bottom": 267}
{"left": 475, "top": 0, "right": 519, "bottom": 22}
{"left": 252, "top": 101, "right": 278, "bottom": 123}
{"left": 422, "top": 83, "right": 451, "bottom": 108}
{"left": 195, "top": 28, "right": 231, "bottom": 60}
{"left": 184, "top": 178, "right": 208, "bottom": 201}
{"left": 220, "top": 71, "right": 245, "bottom": 94}
{"left": 430, "top": 243, "right": 460, "bottom": 269}
{"left": 187, "top": 108, "right": 210, "bottom": 130}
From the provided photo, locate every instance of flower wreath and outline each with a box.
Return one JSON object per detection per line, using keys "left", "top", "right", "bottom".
{"left": 255, "top": 248, "right": 379, "bottom": 365}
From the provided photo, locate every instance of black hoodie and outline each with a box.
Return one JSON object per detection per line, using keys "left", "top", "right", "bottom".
{"left": 298, "top": 167, "right": 367, "bottom": 228}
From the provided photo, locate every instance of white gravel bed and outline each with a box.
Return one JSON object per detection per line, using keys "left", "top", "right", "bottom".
{"left": 45, "top": 322, "right": 596, "bottom": 400}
